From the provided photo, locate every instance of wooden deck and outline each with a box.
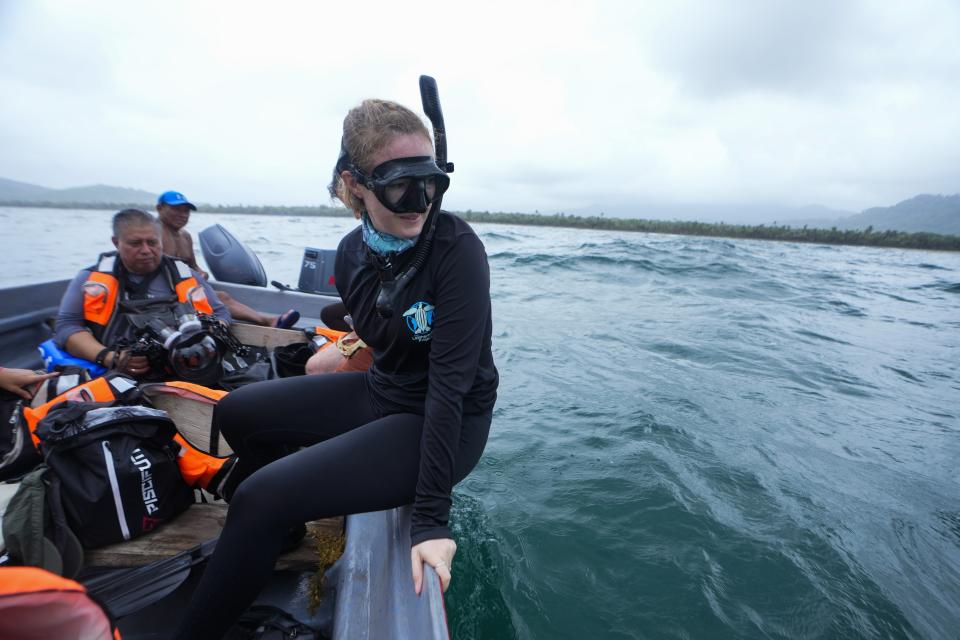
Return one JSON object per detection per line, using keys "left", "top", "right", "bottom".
{"left": 85, "top": 502, "right": 344, "bottom": 571}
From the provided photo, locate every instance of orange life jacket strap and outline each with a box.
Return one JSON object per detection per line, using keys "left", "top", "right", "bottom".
{"left": 83, "top": 271, "right": 120, "bottom": 327}
{"left": 160, "top": 381, "right": 228, "bottom": 402}
{"left": 313, "top": 326, "right": 348, "bottom": 351}
{"left": 175, "top": 278, "right": 214, "bottom": 315}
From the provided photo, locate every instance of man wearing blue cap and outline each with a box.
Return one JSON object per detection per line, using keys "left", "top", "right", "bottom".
{"left": 156, "top": 191, "right": 201, "bottom": 270}
{"left": 156, "top": 191, "right": 299, "bottom": 329}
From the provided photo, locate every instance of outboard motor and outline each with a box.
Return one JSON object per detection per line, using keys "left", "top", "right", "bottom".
{"left": 198, "top": 224, "right": 268, "bottom": 286}
{"left": 298, "top": 248, "right": 339, "bottom": 295}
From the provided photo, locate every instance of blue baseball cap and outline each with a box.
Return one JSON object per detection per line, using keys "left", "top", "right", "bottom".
{"left": 157, "top": 190, "right": 197, "bottom": 211}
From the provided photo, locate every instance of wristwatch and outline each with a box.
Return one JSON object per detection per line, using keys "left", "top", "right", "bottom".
{"left": 95, "top": 348, "right": 113, "bottom": 368}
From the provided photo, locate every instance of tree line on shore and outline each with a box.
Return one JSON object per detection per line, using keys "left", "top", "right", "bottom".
{"left": 456, "top": 210, "right": 960, "bottom": 251}
{"left": 3, "top": 200, "right": 958, "bottom": 251}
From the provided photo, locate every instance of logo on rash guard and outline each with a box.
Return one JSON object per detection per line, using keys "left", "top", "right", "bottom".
{"left": 403, "top": 301, "right": 434, "bottom": 342}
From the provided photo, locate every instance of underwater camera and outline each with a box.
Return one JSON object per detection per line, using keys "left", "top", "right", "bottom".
{"left": 126, "top": 302, "right": 223, "bottom": 384}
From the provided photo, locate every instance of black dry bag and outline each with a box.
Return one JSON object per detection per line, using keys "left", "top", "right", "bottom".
{"left": 34, "top": 402, "right": 194, "bottom": 549}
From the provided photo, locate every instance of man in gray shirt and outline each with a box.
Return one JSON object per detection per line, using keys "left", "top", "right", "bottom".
{"left": 55, "top": 209, "right": 230, "bottom": 379}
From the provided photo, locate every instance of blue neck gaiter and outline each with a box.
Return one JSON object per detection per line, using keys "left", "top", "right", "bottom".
{"left": 360, "top": 211, "right": 418, "bottom": 256}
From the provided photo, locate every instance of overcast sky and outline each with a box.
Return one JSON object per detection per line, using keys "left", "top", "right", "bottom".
{"left": 1, "top": 0, "right": 957, "bottom": 219}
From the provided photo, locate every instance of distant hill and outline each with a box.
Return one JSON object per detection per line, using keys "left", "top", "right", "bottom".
{"left": 577, "top": 194, "right": 959, "bottom": 236}
{"left": 53, "top": 183, "right": 156, "bottom": 204}
{"left": 619, "top": 194, "right": 960, "bottom": 236}
{"left": 0, "top": 177, "right": 54, "bottom": 201}
{"left": 832, "top": 194, "right": 960, "bottom": 235}
{"left": 1, "top": 175, "right": 957, "bottom": 236}
{"left": 0, "top": 177, "right": 154, "bottom": 205}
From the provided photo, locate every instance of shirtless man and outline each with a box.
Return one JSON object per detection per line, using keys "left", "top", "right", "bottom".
{"left": 156, "top": 191, "right": 299, "bottom": 328}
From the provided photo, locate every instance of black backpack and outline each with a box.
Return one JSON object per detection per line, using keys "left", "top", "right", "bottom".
{"left": 34, "top": 402, "right": 194, "bottom": 549}
{"left": 0, "top": 390, "right": 41, "bottom": 482}
{"left": 0, "top": 366, "right": 97, "bottom": 482}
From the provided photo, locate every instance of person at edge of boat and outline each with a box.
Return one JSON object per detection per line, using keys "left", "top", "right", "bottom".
{"left": 0, "top": 367, "right": 58, "bottom": 400}
{"left": 54, "top": 208, "right": 231, "bottom": 379}
{"left": 306, "top": 215, "right": 366, "bottom": 373}
{"left": 305, "top": 239, "right": 367, "bottom": 374}
{"left": 173, "top": 98, "right": 498, "bottom": 639}
{"left": 155, "top": 190, "right": 301, "bottom": 330}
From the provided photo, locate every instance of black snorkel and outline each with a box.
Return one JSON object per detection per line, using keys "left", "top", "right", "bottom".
{"left": 373, "top": 75, "right": 454, "bottom": 318}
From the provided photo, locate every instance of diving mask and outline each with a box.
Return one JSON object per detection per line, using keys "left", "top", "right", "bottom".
{"left": 350, "top": 156, "right": 449, "bottom": 214}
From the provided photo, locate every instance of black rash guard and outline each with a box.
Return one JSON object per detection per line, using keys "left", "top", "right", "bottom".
{"left": 336, "top": 210, "right": 499, "bottom": 542}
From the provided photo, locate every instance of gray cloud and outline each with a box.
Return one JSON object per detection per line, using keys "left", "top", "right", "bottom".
{"left": 638, "top": 1, "right": 960, "bottom": 98}
{"left": 0, "top": 0, "right": 956, "bottom": 215}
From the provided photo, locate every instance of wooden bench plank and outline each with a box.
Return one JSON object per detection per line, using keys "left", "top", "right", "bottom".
{"left": 148, "top": 393, "right": 232, "bottom": 455}
{"left": 85, "top": 503, "right": 343, "bottom": 571}
{"left": 229, "top": 323, "right": 308, "bottom": 350}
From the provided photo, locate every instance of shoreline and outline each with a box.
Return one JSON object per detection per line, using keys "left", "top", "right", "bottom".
{"left": 3, "top": 201, "right": 958, "bottom": 252}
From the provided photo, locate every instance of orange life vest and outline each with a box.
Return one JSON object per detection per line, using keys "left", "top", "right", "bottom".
{"left": 83, "top": 253, "right": 214, "bottom": 343}
{"left": 0, "top": 567, "right": 121, "bottom": 640}
{"left": 24, "top": 376, "right": 139, "bottom": 446}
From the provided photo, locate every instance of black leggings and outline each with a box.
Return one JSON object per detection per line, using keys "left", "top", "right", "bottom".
{"left": 174, "top": 373, "right": 490, "bottom": 639}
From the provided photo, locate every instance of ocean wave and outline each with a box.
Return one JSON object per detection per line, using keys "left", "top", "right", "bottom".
{"left": 5, "top": 209, "right": 960, "bottom": 638}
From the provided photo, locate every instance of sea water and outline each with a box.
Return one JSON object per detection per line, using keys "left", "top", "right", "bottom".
{"left": 3, "top": 207, "right": 959, "bottom": 639}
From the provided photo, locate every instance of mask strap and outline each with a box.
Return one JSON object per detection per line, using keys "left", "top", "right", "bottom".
{"left": 329, "top": 139, "right": 353, "bottom": 198}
